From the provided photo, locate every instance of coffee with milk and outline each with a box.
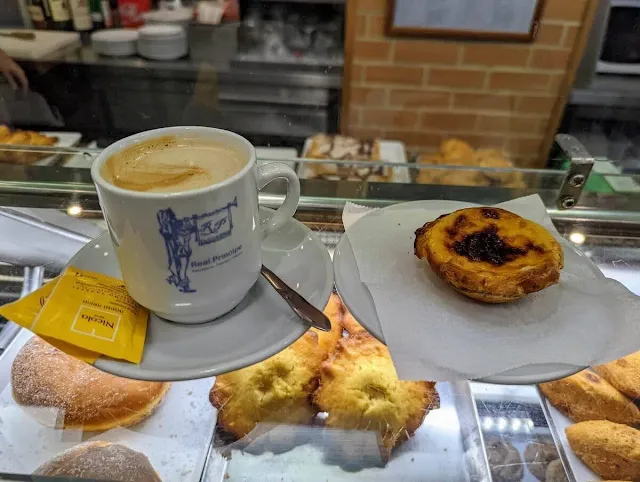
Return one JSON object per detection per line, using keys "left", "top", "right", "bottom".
{"left": 92, "top": 126, "right": 301, "bottom": 323}
{"left": 101, "top": 135, "right": 247, "bottom": 193}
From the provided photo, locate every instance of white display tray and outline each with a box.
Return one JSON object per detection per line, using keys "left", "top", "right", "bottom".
{"left": 0, "top": 131, "right": 83, "bottom": 166}
{"left": 203, "top": 381, "right": 490, "bottom": 482}
{"left": 36, "top": 132, "right": 83, "bottom": 165}
{"left": 62, "top": 141, "right": 98, "bottom": 168}
{"left": 298, "top": 138, "right": 411, "bottom": 183}
{"left": 0, "top": 330, "right": 218, "bottom": 482}
{"left": 538, "top": 385, "right": 599, "bottom": 482}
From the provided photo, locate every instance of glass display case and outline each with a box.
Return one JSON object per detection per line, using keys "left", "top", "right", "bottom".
{"left": 0, "top": 137, "right": 637, "bottom": 482}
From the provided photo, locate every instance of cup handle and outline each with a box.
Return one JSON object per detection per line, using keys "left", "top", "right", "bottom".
{"left": 257, "top": 163, "right": 301, "bottom": 237}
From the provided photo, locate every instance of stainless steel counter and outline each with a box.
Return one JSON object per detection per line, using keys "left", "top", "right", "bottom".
{"left": 570, "top": 73, "right": 640, "bottom": 108}
{"left": 28, "top": 45, "right": 343, "bottom": 89}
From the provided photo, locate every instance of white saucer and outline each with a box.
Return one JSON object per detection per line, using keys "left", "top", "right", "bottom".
{"left": 334, "top": 200, "right": 602, "bottom": 385}
{"left": 67, "top": 208, "right": 333, "bottom": 381}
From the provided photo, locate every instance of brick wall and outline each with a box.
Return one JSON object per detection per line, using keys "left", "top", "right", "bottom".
{"left": 342, "top": 0, "right": 593, "bottom": 167}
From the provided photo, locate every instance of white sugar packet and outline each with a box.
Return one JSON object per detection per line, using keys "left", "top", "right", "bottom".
{"left": 342, "top": 195, "right": 640, "bottom": 381}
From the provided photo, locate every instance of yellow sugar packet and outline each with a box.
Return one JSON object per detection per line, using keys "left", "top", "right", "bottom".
{"left": 31, "top": 266, "right": 149, "bottom": 364}
{"left": 0, "top": 278, "right": 100, "bottom": 363}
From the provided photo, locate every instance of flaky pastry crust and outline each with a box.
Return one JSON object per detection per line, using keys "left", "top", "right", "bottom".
{"left": 414, "top": 207, "right": 563, "bottom": 303}
{"left": 306, "top": 134, "right": 381, "bottom": 161}
{"left": 313, "top": 333, "right": 438, "bottom": 456}
{"left": 440, "top": 138, "right": 474, "bottom": 165}
{"left": 304, "top": 134, "right": 390, "bottom": 182}
{"left": 566, "top": 420, "right": 640, "bottom": 480}
{"left": 0, "top": 125, "right": 58, "bottom": 165}
{"left": 210, "top": 331, "right": 324, "bottom": 439}
{"left": 594, "top": 351, "right": 640, "bottom": 400}
{"left": 539, "top": 370, "right": 640, "bottom": 424}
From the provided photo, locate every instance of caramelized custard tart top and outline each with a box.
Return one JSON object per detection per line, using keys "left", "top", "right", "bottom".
{"left": 414, "top": 207, "right": 563, "bottom": 303}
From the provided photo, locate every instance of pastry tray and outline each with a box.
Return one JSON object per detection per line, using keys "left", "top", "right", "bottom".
{"left": 298, "top": 138, "right": 411, "bottom": 184}
{"left": 0, "top": 131, "right": 83, "bottom": 166}
{"left": 37, "top": 132, "right": 83, "bottom": 165}
{"left": 202, "top": 381, "right": 491, "bottom": 482}
{"left": 472, "top": 383, "right": 568, "bottom": 482}
{"left": 0, "top": 329, "right": 218, "bottom": 482}
{"left": 538, "top": 386, "right": 598, "bottom": 482}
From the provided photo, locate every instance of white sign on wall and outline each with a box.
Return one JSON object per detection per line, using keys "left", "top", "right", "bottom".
{"left": 388, "top": 0, "right": 545, "bottom": 42}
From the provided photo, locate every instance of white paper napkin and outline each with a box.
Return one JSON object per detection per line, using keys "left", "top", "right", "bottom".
{"left": 342, "top": 195, "right": 640, "bottom": 381}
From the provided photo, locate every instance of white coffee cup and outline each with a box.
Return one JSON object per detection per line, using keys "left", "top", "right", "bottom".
{"left": 91, "top": 126, "right": 300, "bottom": 323}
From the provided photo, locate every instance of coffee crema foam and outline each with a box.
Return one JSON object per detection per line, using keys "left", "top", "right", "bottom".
{"left": 101, "top": 136, "right": 247, "bottom": 193}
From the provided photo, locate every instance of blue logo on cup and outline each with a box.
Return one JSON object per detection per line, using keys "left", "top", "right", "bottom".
{"left": 157, "top": 197, "right": 238, "bottom": 293}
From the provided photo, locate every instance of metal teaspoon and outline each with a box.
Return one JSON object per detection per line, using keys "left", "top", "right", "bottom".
{"left": 260, "top": 265, "right": 332, "bottom": 331}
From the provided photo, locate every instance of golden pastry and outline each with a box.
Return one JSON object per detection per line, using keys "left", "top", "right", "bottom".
{"left": 313, "top": 293, "right": 344, "bottom": 359}
{"left": 474, "top": 148, "right": 510, "bottom": 168}
{"left": 474, "top": 148, "right": 526, "bottom": 188}
{"left": 440, "top": 138, "right": 474, "bottom": 165}
{"left": 11, "top": 337, "right": 170, "bottom": 431}
{"left": 313, "top": 333, "right": 438, "bottom": 456}
{"left": 594, "top": 351, "right": 640, "bottom": 399}
{"left": 3, "top": 130, "right": 30, "bottom": 145}
{"left": 566, "top": 420, "right": 640, "bottom": 481}
{"left": 33, "top": 441, "right": 162, "bottom": 482}
{"left": 416, "top": 169, "right": 439, "bottom": 185}
{"left": 414, "top": 207, "right": 563, "bottom": 303}
{"left": 415, "top": 140, "right": 526, "bottom": 188}
{"left": 416, "top": 153, "right": 445, "bottom": 165}
{"left": 27, "top": 131, "right": 58, "bottom": 146}
{"left": 304, "top": 134, "right": 389, "bottom": 182}
{"left": 210, "top": 331, "right": 324, "bottom": 439}
{"left": 437, "top": 170, "right": 488, "bottom": 187}
{"left": 306, "top": 134, "right": 381, "bottom": 161}
{"left": 416, "top": 153, "right": 445, "bottom": 185}
{"left": 0, "top": 125, "right": 58, "bottom": 164}
{"left": 539, "top": 370, "right": 640, "bottom": 424}
{"left": 0, "top": 125, "right": 57, "bottom": 147}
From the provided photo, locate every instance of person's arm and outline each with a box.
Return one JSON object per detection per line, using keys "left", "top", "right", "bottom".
{"left": 0, "top": 49, "right": 28, "bottom": 91}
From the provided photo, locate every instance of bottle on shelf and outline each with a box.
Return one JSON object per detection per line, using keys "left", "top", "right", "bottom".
{"left": 89, "top": 0, "right": 103, "bottom": 29}
{"left": 90, "top": 0, "right": 113, "bottom": 29}
{"left": 68, "top": 0, "right": 93, "bottom": 34}
{"left": 27, "top": 0, "right": 53, "bottom": 29}
{"left": 46, "top": 0, "right": 73, "bottom": 30}
{"left": 109, "top": 0, "right": 121, "bottom": 28}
